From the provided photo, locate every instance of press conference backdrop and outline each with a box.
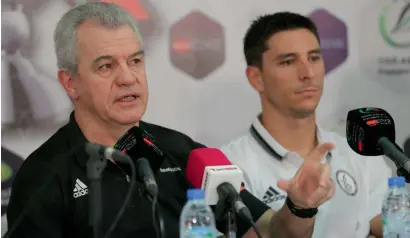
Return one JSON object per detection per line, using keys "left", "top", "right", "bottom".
{"left": 1, "top": 0, "right": 409, "bottom": 234}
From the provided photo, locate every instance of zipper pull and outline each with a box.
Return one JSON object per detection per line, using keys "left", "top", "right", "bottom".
{"left": 125, "top": 175, "right": 130, "bottom": 184}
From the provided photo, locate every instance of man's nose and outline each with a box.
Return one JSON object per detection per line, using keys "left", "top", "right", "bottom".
{"left": 297, "top": 60, "right": 315, "bottom": 81}
{"left": 115, "top": 62, "right": 136, "bottom": 86}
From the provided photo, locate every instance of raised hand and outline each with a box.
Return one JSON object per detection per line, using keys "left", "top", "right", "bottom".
{"left": 277, "top": 143, "right": 335, "bottom": 209}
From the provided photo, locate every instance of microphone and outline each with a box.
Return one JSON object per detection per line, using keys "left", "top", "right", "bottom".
{"left": 136, "top": 158, "right": 158, "bottom": 197}
{"left": 113, "top": 127, "right": 166, "bottom": 238}
{"left": 404, "top": 137, "right": 410, "bottom": 158}
{"left": 112, "top": 126, "right": 161, "bottom": 197}
{"left": 85, "top": 143, "right": 132, "bottom": 163}
{"left": 85, "top": 143, "right": 137, "bottom": 238}
{"left": 114, "top": 126, "right": 164, "bottom": 171}
{"left": 186, "top": 148, "right": 253, "bottom": 222}
{"left": 346, "top": 107, "right": 410, "bottom": 173}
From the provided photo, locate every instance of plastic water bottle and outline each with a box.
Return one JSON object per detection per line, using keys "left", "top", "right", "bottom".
{"left": 382, "top": 176, "right": 410, "bottom": 237}
{"left": 180, "top": 189, "right": 216, "bottom": 238}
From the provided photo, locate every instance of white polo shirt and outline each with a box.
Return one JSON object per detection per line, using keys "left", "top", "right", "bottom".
{"left": 221, "top": 116, "right": 394, "bottom": 238}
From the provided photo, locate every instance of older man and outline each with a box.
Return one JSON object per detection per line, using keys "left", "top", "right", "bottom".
{"left": 7, "top": 3, "right": 334, "bottom": 238}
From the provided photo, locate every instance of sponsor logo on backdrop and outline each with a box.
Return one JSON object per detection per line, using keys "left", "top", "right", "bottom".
{"left": 1, "top": 147, "right": 24, "bottom": 215}
{"left": 379, "top": 1, "right": 410, "bottom": 48}
{"left": 170, "top": 11, "right": 225, "bottom": 79}
{"left": 358, "top": 0, "right": 410, "bottom": 93}
{"left": 308, "top": 8, "right": 348, "bottom": 74}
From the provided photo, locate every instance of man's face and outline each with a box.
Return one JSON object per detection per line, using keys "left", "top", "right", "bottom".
{"left": 259, "top": 28, "right": 325, "bottom": 118}
{"left": 72, "top": 21, "right": 148, "bottom": 126}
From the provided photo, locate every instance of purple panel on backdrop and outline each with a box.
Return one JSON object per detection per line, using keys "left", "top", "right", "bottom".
{"left": 309, "top": 9, "right": 348, "bottom": 74}
{"left": 170, "top": 11, "right": 225, "bottom": 80}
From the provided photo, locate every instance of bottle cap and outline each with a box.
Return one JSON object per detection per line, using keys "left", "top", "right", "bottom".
{"left": 388, "top": 176, "right": 406, "bottom": 187}
{"left": 187, "top": 189, "right": 205, "bottom": 200}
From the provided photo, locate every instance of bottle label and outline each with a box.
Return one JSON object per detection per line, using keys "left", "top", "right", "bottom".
{"left": 183, "top": 227, "right": 214, "bottom": 238}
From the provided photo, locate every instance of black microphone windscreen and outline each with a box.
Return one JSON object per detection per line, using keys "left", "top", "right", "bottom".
{"left": 113, "top": 126, "right": 164, "bottom": 172}
{"left": 346, "top": 107, "right": 395, "bottom": 156}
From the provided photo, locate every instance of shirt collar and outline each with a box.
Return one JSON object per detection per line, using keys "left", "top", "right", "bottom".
{"left": 250, "top": 114, "right": 335, "bottom": 163}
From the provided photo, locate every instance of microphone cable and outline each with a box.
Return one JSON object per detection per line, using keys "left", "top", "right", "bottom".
{"left": 147, "top": 195, "right": 166, "bottom": 238}
{"left": 102, "top": 151, "right": 136, "bottom": 238}
{"left": 250, "top": 220, "right": 263, "bottom": 238}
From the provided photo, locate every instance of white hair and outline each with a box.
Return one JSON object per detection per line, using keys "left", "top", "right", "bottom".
{"left": 54, "top": 2, "right": 142, "bottom": 74}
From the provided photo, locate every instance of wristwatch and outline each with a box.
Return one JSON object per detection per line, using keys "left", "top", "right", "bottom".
{"left": 285, "top": 196, "right": 318, "bottom": 218}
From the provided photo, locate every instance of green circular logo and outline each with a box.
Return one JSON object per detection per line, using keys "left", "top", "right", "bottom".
{"left": 1, "top": 162, "right": 13, "bottom": 182}
{"left": 379, "top": 4, "right": 410, "bottom": 48}
{"left": 359, "top": 108, "right": 380, "bottom": 113}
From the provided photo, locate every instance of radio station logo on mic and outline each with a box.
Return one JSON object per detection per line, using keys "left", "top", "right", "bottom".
{"left": 359, "top": 107, "right": 381, "bottom": 114}
{"left": 308, "top": 8, "right": 348, "bottom": 75}
{"left": 358, "top": 0, "right": 410, "bottom": 93}
{"left": 170, "top": 11, "right": 225, "bottom": 80}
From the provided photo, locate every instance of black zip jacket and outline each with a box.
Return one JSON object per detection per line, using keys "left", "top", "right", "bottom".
{"left": 7, "top": 112, "right": 269, "bottom": 238}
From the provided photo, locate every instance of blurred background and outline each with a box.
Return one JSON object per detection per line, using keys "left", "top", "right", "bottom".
{"left": 1, "top": 0, "right": 409, "bottom": 234}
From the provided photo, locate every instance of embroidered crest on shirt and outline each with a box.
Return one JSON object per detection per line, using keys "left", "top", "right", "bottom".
{"left": 336, "top": 170, "right": 358, "bottom": 196}
{"left": 262, "top": 186, "right": 286, "bottom": 204}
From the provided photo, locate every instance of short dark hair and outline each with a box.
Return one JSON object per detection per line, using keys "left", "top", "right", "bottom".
{"left": 243, "top": 12, "right": 320, "bottom": 68}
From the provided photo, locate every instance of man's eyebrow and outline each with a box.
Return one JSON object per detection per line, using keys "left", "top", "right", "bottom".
{"left": 275, "top": 52, "right": 297, "bottom": 60}
{"left": 308, "top": 48, "right": 322, "bottom": 54}
{"left": 128, "top": 50, "right": 144, "bottom": 58}
{"left": 275, "top": 48, "right": 322, "bottom": 60}
{"left": 92, "top": 55, "right": 113, "bottom": 65}
{"left": 91, "top": 50, "right": 144, "bottom": 65}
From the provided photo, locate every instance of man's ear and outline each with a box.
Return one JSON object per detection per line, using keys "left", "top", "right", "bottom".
{"left": 58, "top": 69, "right": 79, "bottom": 100}
{"left": 246, "top": 66, "right": 265, "bottom": 93}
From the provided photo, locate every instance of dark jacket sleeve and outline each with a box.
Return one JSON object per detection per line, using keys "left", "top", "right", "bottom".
{"left": 6, "top": 157, "right": 67, "bottom": 238}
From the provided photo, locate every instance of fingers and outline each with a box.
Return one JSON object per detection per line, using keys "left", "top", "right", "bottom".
{"left": 277, "top": 179, "right": 292, "bottom": 192}
{"left": 305, "top": 164, "right": 334, "bottom": 207}
{"left": 316, "top": 180, "right": 335, "bottom": 206}
{"left": 307, "top": 143, "right": 335, "bottom": 163}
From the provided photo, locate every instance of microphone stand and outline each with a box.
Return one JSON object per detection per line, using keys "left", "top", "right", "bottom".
{"left": 86, "top": 154, "right": 107, "bottom": 238}
{"left": 226, "top": 209, "right": 237, "bottom": 238}
{"left": 397, "top": 166, "right": 410, "bottom": 183}
{"left": 390, "top": 143, "right": 410, "bottom": 183}
{"left": 142, "top": 189, "right": 166, "bottom": 238}
{"left": 214, "top": 192, "right": 237, "bottom": 238}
